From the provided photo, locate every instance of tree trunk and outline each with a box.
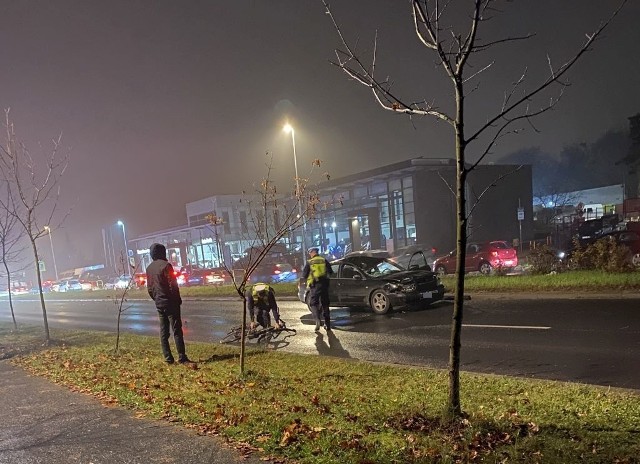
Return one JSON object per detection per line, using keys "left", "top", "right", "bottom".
{"left": 31, "top": 240, "right": 50, "bottom": 342}
{"left": 3, "top": 263, "right": 17, "bottom": 330}
{"left": 115, "top": 307, "right": 122, "bottom": 353}
{"left": 448, "top": 81, "right": 467, "bottom": 418}
{"left": 240, "top": 292, "right": 247, "bottom": 375}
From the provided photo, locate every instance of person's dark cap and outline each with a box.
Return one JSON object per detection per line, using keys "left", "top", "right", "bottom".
{"left": 308, "top": 247, "right": 319, "bottom": 254}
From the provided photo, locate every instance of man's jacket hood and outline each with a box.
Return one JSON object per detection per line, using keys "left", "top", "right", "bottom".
{"left": 150, "top": 243, "right": 167, "bottom": 261}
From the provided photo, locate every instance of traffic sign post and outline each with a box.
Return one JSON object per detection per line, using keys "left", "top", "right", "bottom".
{"left": 517, "top": 201, "right": 524, "bottom": 253}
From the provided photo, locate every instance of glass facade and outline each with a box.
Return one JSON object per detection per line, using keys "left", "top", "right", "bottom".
{"left": 131, "top": 173, "right": 418, "bottom": 270}
{"left": 128, "top": 159, "right": 533, "bottom": 271}
{"left": 306, "top": 175, "right": 416, "bottom": 257}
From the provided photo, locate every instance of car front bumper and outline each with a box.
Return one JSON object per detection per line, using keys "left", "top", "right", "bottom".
{"left": 390, "top": 284, "right": 446, "bottom": 307}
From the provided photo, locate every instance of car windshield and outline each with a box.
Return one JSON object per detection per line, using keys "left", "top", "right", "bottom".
{"left": 352, "top": 257, "right": 404, "bottom": 277}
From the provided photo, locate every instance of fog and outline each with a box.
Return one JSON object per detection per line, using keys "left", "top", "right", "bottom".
{"left": 0, "top": 0, "right": 638, "bottom": 276}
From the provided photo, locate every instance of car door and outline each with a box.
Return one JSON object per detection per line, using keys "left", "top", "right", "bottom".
{"left": 617, "top": 232, "right": 640, "bottom": 265}
{"left": 465, "top": 243, "right": 481, "bottom": 271}
{"left": 618, "top": 232, "right": 639, "bottom": 250}
{"left": 436, "top": 249, "right": 457, "bottom": 273}
{"left": 336, "top": 263, "right": 367, "bottom": 305}
{"left": 407, "top": 251, "right": 430, "bottom": 271}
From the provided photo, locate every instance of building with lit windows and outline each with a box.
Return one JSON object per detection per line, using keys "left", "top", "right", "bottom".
{"left": 129, "top": 158, "right": 533, "bottom": 270}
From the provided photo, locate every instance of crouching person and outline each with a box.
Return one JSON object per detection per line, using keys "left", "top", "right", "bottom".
{"left": 246, "top": 282, "right": 284, "bottom": 331}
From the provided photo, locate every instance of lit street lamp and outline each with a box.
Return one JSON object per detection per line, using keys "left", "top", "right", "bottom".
{"left": 44, "top": 226, "right": 59, "bottom": 281}
{"left": 116, "top": 220, "right": 130, "bottom": 276}
{"left": 283, "top": 123, "right": 307, "bottom": 263}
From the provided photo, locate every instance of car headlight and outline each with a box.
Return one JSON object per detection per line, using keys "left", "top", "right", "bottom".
{"left": 385, "top": 283, "right": 400, "bottom": 292}
{"left": 402, "top": 283, "right": 416, "bottom": 292}
{"left": 389, "top": 282, "right": 416, "bottom": 293}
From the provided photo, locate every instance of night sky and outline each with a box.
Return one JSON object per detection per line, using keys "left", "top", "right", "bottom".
{"left": 1, "top": 0, "right": 638, "bottom": 270}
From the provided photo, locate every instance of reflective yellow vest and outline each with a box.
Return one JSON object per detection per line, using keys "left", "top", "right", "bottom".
{"left": 307, "top": 256, "right": 328, "bottom": 286}
{"left": 252, "top": 283, "right": 271, "bottom": 304}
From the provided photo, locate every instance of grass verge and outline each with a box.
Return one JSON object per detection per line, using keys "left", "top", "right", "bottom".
{"left": 440, "top": 270, "right": 640, "bottom": 293}
{"left": 2, "top": 324, "right": 639, "bottom": 463}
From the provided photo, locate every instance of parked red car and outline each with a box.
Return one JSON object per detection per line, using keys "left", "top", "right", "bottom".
{"left": 432, "top": 240, "right": 518, "bottom": 275}
{"left": 133, "top": 273, "right": 147, "bottom": 288}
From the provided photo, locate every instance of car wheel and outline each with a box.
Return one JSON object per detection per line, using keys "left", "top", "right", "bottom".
{"left": 370, "top": 289, "right": 391, "bottom": 315}
{"left": 632, "top": 253, "right": 640, "bottom": 267}
{"left": 435, "top": 265, "right": 447, "bottom": 276}
{"left": 478, "top": 261, "right": 492, "bottom": 275}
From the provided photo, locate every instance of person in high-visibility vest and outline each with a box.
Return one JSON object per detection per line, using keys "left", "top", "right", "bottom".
{"left": 246, "top": 282, "right": 284, "bottom": 330}
{"left": 302, "top": 247, "right": 334, "bottom": 332}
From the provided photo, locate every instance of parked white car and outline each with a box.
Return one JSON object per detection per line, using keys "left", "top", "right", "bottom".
{"left": 104, "top": 275, "right": 132, "bottom": 290}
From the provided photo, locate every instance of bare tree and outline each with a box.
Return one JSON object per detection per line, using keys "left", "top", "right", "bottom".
{"left": 0, "top": 184, "right": 28, "bottom": 330}
{"left": 322, "top": 0, "right": 625, "bottom": 417}
{"left": 209, "top": 152, "right": 334, "bottom": 375}
{"left": 535, "top": 190, "right": 581, "bottom": 226}
{"left": 113, "top": 252, "right": 140, "bottom": 353}
{"left": 0, "top": 110, "right": 69, "bottom": 343}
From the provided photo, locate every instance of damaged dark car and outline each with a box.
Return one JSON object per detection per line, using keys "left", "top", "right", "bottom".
{"left": 298, "top": 252, "right": 445, "bottom": 315}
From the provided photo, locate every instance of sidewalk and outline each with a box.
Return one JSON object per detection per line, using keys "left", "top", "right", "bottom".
{"left": 0, "top": 361, "right": 264, "bottom": 464}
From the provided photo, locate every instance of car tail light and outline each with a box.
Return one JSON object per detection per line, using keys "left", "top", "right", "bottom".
{"left": 292, "top": 268, "right": 297, "bottom": 273}
{"left": 491, "top": 251, "right": 498, "bottom": 257}
{"left": 274, "top": 270, "right": 281, "bottom": 274}
{"left": 431, "top": 247, "right": 437, "bottom": 254}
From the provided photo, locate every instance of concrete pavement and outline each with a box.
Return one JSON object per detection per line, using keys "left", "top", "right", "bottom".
{"left": 0, "top": 361, "right": 264, "bottom": 464}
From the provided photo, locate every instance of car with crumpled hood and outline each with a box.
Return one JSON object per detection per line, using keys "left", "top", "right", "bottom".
{"left": 298, "top": 252, "right": 445, "bottom": 315}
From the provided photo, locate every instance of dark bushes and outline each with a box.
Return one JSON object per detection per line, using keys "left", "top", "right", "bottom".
{"left": 569, "top": 236, "right": 633, "bottom": 272}
{"left": 526, "top": 245, "right": 563, "bottom": 275}
{"left": 527, "top": 237, "right": 635, "bottom": 274}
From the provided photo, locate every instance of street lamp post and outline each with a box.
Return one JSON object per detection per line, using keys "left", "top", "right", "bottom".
{"left": 44, "top": 226, "right": 59, "bottom": 281}
{"left": 116, "top": 220, "right": 129, "bottom": 276}
{"left": 283, "top": 123, "right": 307, "bottom": 265}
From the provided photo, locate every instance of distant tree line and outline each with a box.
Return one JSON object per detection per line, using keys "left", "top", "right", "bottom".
{"left": 499, "top": 125, "right": 631, "bottom": 196}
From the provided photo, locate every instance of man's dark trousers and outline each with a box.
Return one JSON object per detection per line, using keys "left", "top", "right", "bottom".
{"left": 309, "top": 283, "right": 330, "bottom": 328}
{"left": 157, "top": 305, "right": 186, "bottom": 363}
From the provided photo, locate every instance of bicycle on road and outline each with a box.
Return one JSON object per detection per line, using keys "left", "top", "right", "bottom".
{"left": 220, "top": 320, "right": 297, "bottom": 345}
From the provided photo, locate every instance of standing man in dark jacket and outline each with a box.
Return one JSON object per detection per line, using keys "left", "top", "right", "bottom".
{"left": 146, "top": 243, "right": 191, "bottom": 364}
{"left": 302, "top": 247, "right": 334, "bottom": 332}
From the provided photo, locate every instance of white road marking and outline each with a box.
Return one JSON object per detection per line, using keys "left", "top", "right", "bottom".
{"left": 463, "top": 324, "right": 551, "bottom": 330}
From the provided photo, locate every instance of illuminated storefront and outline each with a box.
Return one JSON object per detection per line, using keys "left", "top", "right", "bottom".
{"left": 129, "top": 157, "right": 533, "bottom": 269}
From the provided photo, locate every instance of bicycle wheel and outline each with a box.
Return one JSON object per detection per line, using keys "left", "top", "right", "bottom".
{"left": 220, "top": 326, "right": 242, "bottom": 344}
{"left": 255, "top": 328, "right": 275, "bottom": 343}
